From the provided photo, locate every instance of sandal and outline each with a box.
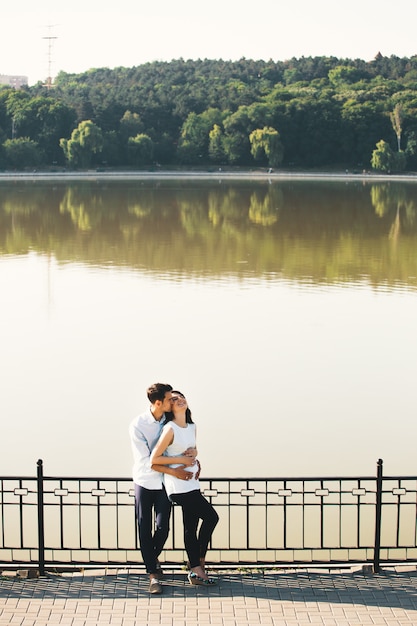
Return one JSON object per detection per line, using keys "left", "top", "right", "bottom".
{"left": 188, "top": 571, "right": 216, "bottom": 586}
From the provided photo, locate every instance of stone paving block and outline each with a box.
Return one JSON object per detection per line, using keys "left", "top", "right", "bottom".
{"left": 121, "top": 606, "right": 137, "bottom": 615}
{"left": 3, "top": 568, "right": 417, "bottom": 625}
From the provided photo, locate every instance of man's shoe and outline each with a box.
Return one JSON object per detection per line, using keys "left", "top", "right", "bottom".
{"left": 149, "top": 577, "right": 162, "bottom": 594}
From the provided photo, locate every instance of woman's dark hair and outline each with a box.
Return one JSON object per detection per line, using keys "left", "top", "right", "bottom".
{"left": 165, "top": 390, "right": 194, "bottom": 424}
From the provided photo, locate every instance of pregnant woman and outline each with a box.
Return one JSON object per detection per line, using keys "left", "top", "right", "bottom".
{"left": 150, "top": 390, "right": 219, "bottom": 586}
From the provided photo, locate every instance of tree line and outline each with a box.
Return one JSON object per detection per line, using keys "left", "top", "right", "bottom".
{"left": 1, "top": 54, "right": 417, "bottom": 171}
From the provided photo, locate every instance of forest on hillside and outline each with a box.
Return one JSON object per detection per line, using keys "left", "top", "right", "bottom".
{"left": 1, "top": 54, "right": 417, "bottom": 171}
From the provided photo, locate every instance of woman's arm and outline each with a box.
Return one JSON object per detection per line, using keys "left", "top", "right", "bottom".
{"left": 150, "top": 426, "right": 194, "bottom": 467}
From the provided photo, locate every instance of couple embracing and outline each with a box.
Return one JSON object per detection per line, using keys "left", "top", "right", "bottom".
{"left": 129, "top": 383, "right": 219, "bottom": 594}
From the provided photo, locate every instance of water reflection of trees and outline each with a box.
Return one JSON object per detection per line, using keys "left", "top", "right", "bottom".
{"left": 1, "top": 180, "right": 417, "bottom": 286}
{"left": 370, "top": 182, "right": 417, "bottom": 244}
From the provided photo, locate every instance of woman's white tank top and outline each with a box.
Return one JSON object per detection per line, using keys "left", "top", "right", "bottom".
{"left": 162, "top": 422, "right": 200, "bottom": 497}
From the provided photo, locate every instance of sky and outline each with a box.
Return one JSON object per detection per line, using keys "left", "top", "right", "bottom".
{"left": 2, "top": 0, "right": 417, "bottom": 86}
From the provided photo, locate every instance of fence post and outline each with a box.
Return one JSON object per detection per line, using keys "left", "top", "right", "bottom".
{"left": 373, "top": 458, "right": 383, "bottom": 573}
{"left": 36, "top": 459, "right": 45, "bottom": 576}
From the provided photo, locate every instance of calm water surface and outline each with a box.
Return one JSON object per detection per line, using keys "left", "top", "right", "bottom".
{"left": 1, "top": 177, "right": 416, "bottom": 479}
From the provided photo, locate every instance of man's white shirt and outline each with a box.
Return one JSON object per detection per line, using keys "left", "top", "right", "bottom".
{"left": 129, "top": 409, "right": 166, "bottom": 489}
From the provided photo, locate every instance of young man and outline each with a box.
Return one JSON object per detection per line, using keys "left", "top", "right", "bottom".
{"left": 129, "top": 382, "right": 195, "bottom": 594}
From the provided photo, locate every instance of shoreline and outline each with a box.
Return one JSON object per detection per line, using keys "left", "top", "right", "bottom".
{"left": 1, "top": 168, "right": 417, "bottom": 182}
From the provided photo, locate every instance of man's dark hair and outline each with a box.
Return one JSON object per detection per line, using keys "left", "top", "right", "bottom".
{"left": 147, "top": 382, "right": 173, "bottom": 404}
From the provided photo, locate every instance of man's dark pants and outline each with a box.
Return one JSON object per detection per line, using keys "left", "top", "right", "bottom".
{"left": 134, "top": 484, "right": 171, "bottom": 574}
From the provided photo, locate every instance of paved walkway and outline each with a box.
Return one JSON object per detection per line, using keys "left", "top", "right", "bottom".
{"left": 1, "top": 565, "right": 417, "bottom": 625}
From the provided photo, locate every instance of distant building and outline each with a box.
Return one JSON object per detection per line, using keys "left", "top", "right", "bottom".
{"left": 0, "top": 74, "right": 28, "bottom": 89}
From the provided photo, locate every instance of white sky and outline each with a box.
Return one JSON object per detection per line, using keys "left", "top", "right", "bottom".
{"left": 2, "top": 0, "right": 417, "bottom": 86}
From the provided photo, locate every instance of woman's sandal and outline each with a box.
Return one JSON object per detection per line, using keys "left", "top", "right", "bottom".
{"left": 188, "top": 571, "right": 216, "bottom": 586}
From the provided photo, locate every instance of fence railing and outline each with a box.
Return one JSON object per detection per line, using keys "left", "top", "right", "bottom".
{"left": 1, "top": 459, "right": 417, "bottom": 574}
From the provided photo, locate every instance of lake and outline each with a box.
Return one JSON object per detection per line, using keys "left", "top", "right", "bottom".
{"left": 1, "top": 174, "right": 416, "bottom": 480}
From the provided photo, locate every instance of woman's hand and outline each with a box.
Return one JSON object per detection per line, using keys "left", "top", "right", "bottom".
{"left": 179, "top": 455, "right": 196, "bottom": 467}
{"left": 183, "top": 447, "right": 198, "bottom": 458}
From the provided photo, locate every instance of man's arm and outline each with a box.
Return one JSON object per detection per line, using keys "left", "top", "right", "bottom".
{"left": 129, "top": 422, "right": 155, "bottom": 476}
{"left": 152, "top": 463, "right": 193, "bottom": 480}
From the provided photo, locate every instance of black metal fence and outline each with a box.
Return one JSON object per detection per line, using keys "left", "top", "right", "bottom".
{"left": 1, "top": 459, "right": 417, "bottom": 574}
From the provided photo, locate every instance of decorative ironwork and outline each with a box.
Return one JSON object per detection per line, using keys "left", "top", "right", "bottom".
{"left": 0, "top": 459, "right": 416, "bottom": 573}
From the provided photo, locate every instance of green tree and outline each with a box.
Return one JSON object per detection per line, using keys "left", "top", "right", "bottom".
{"left": 269, "top": 94, "right": 341, "bottom": 167}
{"left": 60, "top": 120, "right": 103, "bottom": 168}
{"left": 371, "top": 139, "right": 394, "bottom": 171}
{"left": 390, "top": 103, "right": 404, "bottom": 151}
{"left": 101, "top": 130, "right": 123, "bottom": 166}
{"left": 127, "top": 133, "right": 154, "bottom": 166}
{"left": 2, "top": 89, "right": 30, "bottom": 133}
{"left": 177, "top": 108, "right": 222, "bottom": 163}
{"left": 119, "top": 110, "right": 143, "bottom": 141}
{"left": 221, "top": 108, "right": 253, "bottom": 164}
{"left": 1, "top": 92, "right": 75, "bottom": 163}
{"left": 3, "top": 137, "right": 42, "bottom": 168}
{"left": 394, "top": 150, "right": 407, "bottom": 171}
{"left": 249, "top": 127, "right": 284, "bottom": 167}
{"left": 328, "top": 65, "right": 364, "bottom": 86}
{"left": 342, "top": 101, "right": 391, "bottom": 166}
{"left": 405, "top": 131, "right": 417, "bottom": 169}
{"left": 222, "top": 131, "right": 249, "bottom": 164}
{"left": 208, "top": 124, "right": 225, "bottom": 163}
